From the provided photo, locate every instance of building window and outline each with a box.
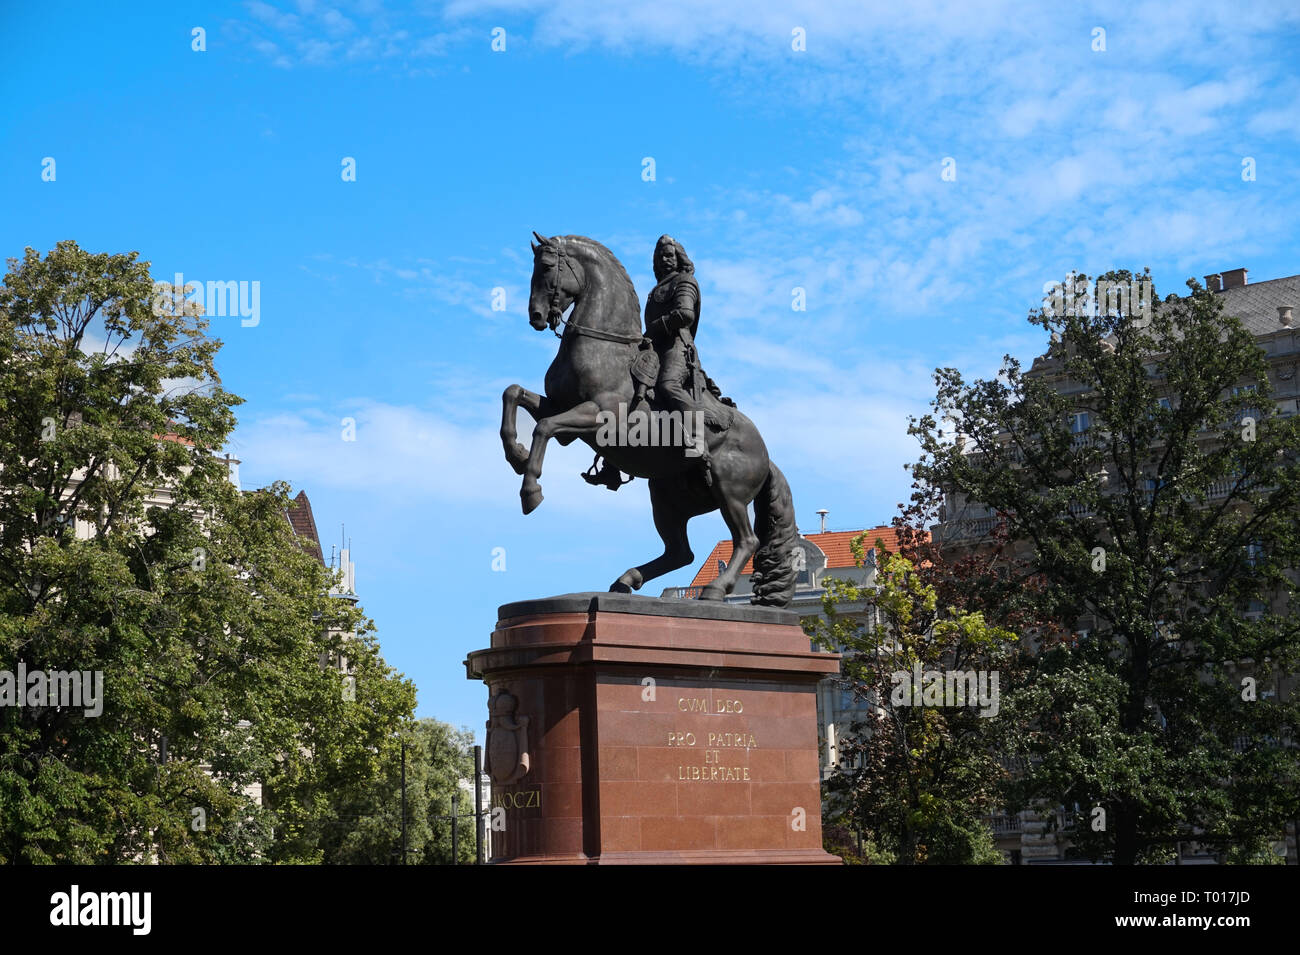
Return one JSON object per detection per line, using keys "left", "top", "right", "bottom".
{"left": 1069, "top": 412, "right": 1090, "bottom": 434}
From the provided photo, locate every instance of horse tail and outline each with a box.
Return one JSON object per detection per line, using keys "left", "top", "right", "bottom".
{"left": 750, "top": 462, "right": 797, "bottom": 607}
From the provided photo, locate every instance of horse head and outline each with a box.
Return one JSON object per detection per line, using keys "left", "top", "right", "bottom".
{"left": 528, "top": 232, "right": 582, "bottom": 332}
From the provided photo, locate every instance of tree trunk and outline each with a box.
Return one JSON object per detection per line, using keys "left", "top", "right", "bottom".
{"left": 1113, "top": 802, "right": 1139, "bottom": 865}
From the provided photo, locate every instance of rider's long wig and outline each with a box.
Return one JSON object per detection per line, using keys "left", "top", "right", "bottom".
{"left": 654, "top": 236, "right": 694, "bottom": 280}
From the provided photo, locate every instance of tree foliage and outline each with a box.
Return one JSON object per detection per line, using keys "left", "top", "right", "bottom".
{"left": 812, "top": 537, "right": 1016, "bottom": 864}
{"left": 324, "top": 718, "right": 477, "bottom": 865}
{"left": 909, "top": 270, "right": 1300, "bottom": 863}
{"left": 0, "top": 242, "right": 421, "bottom": 863}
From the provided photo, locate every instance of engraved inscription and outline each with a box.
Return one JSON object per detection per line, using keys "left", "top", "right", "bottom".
{"left": 677, "top": 696, "right": 743, "bottom": 713}
{"left": 492, "top": 788, "right": 542, "bottom": 809}
{"left": 678, "top": 765, "right": 751, "bottom": 782}
{"left": 671, "top": 695, "right": 754, "bottom": 782}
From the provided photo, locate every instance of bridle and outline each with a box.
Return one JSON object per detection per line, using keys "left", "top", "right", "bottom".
{"left": 538, "top": 241, "right": 644, "bottom": 346}
{"left": 542, "top": 244, "right": 577, "bottom": 333}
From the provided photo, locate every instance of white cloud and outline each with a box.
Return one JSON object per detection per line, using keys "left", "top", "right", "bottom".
{"left": 320, "top": 8, "right": 355, "bottom": 35}
{"left": 245, "top": 0, "right": 301, "bottom": 32}
{"left": 231, "top": 2, "right": 473, "bottom": 68}
{"left": 231, "top": 399, "right": 646, "bottom": 516}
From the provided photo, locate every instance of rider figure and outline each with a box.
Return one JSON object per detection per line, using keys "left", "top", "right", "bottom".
{"left": 645, "top": 235, "right": 709, "bottom": 476}
{"left": 583, "top": 234, "right": 712, "bottom": 491}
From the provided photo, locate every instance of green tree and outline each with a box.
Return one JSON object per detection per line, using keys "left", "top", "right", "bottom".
{"left": 414, "top": 719, "right": 477, "bottom": 865}
{"left": 324, "top": 718, "right": 477, "bottom": 865}
{"left": 812, "top": 538, "right": 1017, "bottom": 864}
{"left": 0, "top": 242, "right": 416, "bottom": 863}
{"left": 910, "top": 270, "right": 1300, "bottom": 864}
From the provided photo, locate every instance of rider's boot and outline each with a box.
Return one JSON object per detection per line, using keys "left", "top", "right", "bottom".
{"left": 684, "top": 411, "right": 713, "bottom": 487}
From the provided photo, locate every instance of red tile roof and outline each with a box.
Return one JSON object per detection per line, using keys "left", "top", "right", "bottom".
{"left": 688, "top": 526, "right": 910, "bottom": 588}
{"left": 286, "top": 490, "right": 325, "bottom": 565}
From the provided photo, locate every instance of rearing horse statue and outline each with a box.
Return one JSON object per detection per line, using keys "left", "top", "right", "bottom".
{"left": 499, "top": 233, "right": 798, "bottom": 607}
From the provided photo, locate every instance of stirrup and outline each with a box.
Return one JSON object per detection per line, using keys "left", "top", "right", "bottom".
{"left": 581, "top": 453, "right": 632, "bottom": 491}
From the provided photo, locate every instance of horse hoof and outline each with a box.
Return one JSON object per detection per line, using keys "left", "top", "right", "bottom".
{"left": 507, "top": 443, "right": 529, "bottom": 475}
{"left": 698, "top": 584, "right": 725, "bottom": 601}
{"left": 609, "top": 570, "right": 643, "bottom": 594}
{"left": 521, "top": 487, "right": 543, "bottom": 514}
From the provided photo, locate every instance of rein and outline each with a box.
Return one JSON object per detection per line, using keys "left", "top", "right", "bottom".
{"left": 554, "top": 315, "right": 644, "bottom": 345}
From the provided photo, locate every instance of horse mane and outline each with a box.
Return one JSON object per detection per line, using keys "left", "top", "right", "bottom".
{"left": 557, "top": 235, "right": 641, "bottom": 321}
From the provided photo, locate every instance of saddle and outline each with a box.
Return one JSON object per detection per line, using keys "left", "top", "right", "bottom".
{"left": 628, "top": 342, "right": 736, "bottom": 423}
{"left": 580, "top": 346, "right": 736, "bottom": 492}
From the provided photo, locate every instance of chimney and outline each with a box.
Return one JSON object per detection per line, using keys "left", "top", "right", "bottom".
{"left": 1204, "top": 273, "right": 1222, "bottom": 292}
{"left": 1220, "top": 268, "right": 1248, "bottom": 289}
{"left": 1280, "top": 306, "right": 1295, "bottom": 328}
{"left": 816, "top": 509, "right": 828, "bottom": 534}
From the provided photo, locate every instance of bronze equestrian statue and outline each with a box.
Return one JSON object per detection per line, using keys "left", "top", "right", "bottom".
{"left": 499, "top": 233, "right": 798, "bottom": 607}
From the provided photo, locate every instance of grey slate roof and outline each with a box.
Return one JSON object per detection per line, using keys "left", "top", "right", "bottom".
{"left": 1031, "top": 273, "right": 1300, "bottom": 372}
{"left": 1216, "top": 274, "right": 1300, "bottom": 336}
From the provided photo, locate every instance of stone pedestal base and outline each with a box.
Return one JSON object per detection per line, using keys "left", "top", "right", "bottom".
{"left": 465, "top": 593, "right": 841, "bottom": 864}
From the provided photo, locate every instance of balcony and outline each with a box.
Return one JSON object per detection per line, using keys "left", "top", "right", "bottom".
{"left": 964, "top": 516, "right": 1001, "bottom": 537}
{"left": 1207, "top": 478, "right": 1237, "bottom": 499}
{"left": 661, "top": 586, "right": 705, "bottom": 600}
{"left": 933, "top": 515, "right": 1006, "bottom": 543}
{"left": 984, "top": 813, "right": 1024, "bottom": 836}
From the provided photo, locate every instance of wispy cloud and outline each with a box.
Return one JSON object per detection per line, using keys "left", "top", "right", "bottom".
{"left": 231, "top": 398, "right": 646, "bottom": 516}
{"left": 230, "top": 1, "right": 473, "bottom": 69}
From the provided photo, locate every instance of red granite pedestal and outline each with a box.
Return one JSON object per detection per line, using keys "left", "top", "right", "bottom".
{"left": 464, "top": 592, "right": 841, "bottom": 864}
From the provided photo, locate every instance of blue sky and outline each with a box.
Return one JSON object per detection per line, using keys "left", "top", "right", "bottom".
{"left": 4, "top": 1, "right": 1299, "bottom": 737}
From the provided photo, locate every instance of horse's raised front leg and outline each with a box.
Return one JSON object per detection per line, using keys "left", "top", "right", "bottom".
{"left": 501, "top": 384, "right": 545, "bottom": 476}
{"left": 520, "top": 400, "right": 602, "bottom": 514}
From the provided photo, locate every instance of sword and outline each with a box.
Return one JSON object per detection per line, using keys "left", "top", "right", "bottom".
{"left": 678, "top": 326, "right": 702, "bottom": 403}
